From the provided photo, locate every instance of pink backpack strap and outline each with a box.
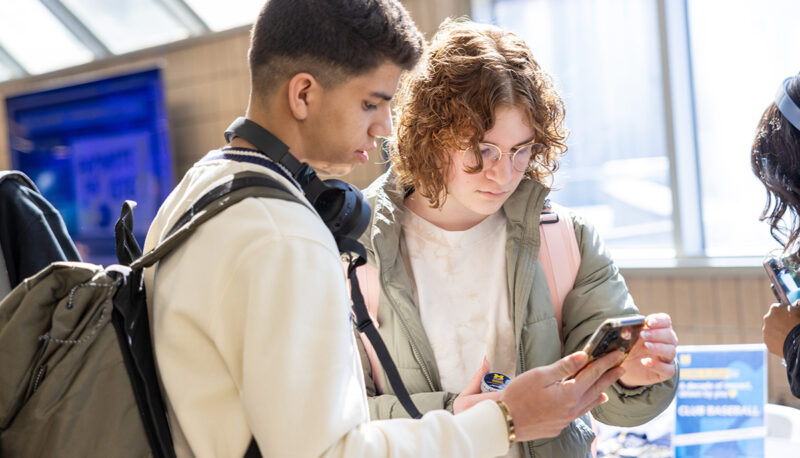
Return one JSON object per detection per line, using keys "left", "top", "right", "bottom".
{"left": 538, "top": 204, "right": 581, "bottom": 340}
{"left": 344, "top": 261, "right": 385, "bottom": 393}
{"left": 540, "top": 204, "right": 596, "bottom": 456}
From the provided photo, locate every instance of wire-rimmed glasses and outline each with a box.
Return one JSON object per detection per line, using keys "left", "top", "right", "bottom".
{"left": 462, "top": 140, "right": 546, "bottom": 172}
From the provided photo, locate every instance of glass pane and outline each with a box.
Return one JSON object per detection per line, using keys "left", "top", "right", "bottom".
{"left": 0, "top": 0, "right": 93, "bottom": 74}
{"left": 184, "top": 0, "right": 264, "bottom": 31}
{"left": 61, "top": 0, "right": 189, "bottom": 54}
{"left": 689, "top": 0, "right": 800, "bottom": 257}
{"left": 0, "top": 61, "right": 15, "bottom": 82}
{"left": 474, "top": 0, "right": 674, "bottom": 258}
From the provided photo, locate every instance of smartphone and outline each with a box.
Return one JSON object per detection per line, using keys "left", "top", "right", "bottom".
{"left": 763, "top": 257, "right": 800, "bottom": 306}
{"left": 582, "top": 315, "right": 646, "bottom": 364}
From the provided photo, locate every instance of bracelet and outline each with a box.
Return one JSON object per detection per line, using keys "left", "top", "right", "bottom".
{"left": 495, "top": 400, "right": 516, "bottom": 443}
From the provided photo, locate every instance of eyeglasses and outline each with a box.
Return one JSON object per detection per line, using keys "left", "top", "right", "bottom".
{"left": 462, "top": 140, "right": 546, "bottom": 173}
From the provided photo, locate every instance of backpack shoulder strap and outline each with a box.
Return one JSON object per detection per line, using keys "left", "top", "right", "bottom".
{"left": 0, "top": 171, "right": 38, "bottom": 192}
{"left": 538, "top": 203, "right": 581, "bottom": 340}
{"left": 347, "top": 261, "right": 384, "bottom": 393}
{"left": 116, "top": 170, "right": 303, "bottom": 458}
{"left": 130, "top": 171, "right": 307, "bottom": 270}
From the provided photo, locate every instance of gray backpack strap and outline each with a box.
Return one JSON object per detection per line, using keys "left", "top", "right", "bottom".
{"left": 130, "top": 172, "right": 308, "bottom": 271}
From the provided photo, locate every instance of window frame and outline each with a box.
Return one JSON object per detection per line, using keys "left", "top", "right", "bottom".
{"left": 473, "top": 0, "right": 773, "bottom": 269}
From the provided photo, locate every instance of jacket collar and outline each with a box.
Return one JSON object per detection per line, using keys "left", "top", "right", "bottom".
{"left": 362, "top": 169, "right": 551, "bottom": 269}
{"left": 363, "top": 169, "right": 553, "bottom": 375}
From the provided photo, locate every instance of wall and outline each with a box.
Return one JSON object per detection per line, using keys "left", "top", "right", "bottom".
{"left": 0, "top": 0, "right": 795, "bottom": 409}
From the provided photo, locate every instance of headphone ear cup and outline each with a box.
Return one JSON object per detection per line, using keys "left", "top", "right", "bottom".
{"left": 312, "top": 179, "right": 370, "bottom": 240}
{"left": 313, "top": 187, "right": 345, "bottom": 228}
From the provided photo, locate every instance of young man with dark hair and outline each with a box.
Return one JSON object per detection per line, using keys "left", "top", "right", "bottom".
{"left": 143, "top": 1, "right": 627, "bottom": 456}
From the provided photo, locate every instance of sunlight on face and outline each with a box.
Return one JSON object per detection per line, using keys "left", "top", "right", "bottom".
{"left": 415, "top": 105, "right": 535, "bottom": 231}
{"left": 303, "top": 61, "right": 402, "bottom": 176}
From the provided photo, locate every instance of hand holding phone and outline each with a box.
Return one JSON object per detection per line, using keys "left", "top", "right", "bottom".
{"left": 582, "top": 315, "right": 646, "bottom": 366}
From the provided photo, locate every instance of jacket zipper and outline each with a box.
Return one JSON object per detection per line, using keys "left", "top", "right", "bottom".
{"left": 518, "top": 341, "right": 536, "bottom": 457}
{"left": 384, "top": 282, "right": 436, "bottom": 391}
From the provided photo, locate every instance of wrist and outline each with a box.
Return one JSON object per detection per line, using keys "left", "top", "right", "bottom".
{"left": 495, "top": 400, "right": 516, "bottom": 443}
{"left": 618, "top": 375, "right": 640, "bottom": 389}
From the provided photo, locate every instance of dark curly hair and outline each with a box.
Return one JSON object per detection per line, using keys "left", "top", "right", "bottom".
{"left": 752, "top": 73, "right": 800, "bottom": 261}
{"left": 390, "top": 19, "right": 568, "bottom": 208}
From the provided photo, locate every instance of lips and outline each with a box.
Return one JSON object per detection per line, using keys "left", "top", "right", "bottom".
{"left": 355, "top": 150, "right": 369, "bottom": 163}
{"left": 478, "top": 190, "right": 508, "bottom": 198}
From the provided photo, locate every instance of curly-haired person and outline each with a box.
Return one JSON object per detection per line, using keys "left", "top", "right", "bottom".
{"left": 753, "top": 72, "right": 800, "bottom": 398}
{"left": 353, "top": 19, "right": 679, "bottom": 458}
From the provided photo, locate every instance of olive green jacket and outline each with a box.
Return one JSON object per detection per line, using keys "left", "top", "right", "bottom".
{"left": 355, "top": 170, "right": 678, "bottom": 457}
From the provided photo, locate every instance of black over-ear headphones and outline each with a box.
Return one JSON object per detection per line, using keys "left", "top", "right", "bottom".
{"left": 224, "top": 117, "right": 371, "bottom": 248}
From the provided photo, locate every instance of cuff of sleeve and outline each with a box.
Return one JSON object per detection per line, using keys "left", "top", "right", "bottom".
{"left": 444, "top": 392, "right": 457, "bottom": 413}
{"left": 610, "top": 360, "right": 679, "bottom": 397}
{"left": 610, "top": 380, "right": 651, "bottom": 397}
{"left": 783, "top": 324, "right": 800, "bottom": 361}
{"left": 452, "top": 399, "right": 510, "bottom": 457}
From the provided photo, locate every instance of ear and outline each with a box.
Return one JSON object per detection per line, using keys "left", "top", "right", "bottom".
{"left": 286, "top": 73, "right": 321, "bottom": 121}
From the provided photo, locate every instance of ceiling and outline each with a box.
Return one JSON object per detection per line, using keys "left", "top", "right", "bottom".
{"left": 0, "top": 0, "right": 265, "bottom": 83}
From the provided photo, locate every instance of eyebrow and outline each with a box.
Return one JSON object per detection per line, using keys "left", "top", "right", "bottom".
{"left": 483, "top": 135, "right": 537, "bottom": 148}
{"left": 370, "top": 91, "right": 393, "bottom": 101}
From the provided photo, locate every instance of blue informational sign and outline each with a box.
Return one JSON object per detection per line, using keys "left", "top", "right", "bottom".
{"left": 674, "top": 344, "right": 767, "bottom": 457}
{"left": 5, "top": 68, "right": 173, "bottom": 264}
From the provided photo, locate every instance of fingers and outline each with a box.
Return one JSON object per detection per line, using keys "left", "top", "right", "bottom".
{"left": 572, "top": 350, "right": 625, "bottom": 390}
{"left": 642, "top": 341, "right": 677, "bottom": 363}
{"left": 645, "top": 313, "right": 672, "bottom": 329}
{"left": 579, "top": 392, "right": 609, "bottom": 418}
{"left": 462, "top": 356, "right": 490, "bottom": 395}
{"left": 640, "top": 328, "right": 678, "bottom": 346}
{"left": 764, "top": 305, "right": 780, "bottom": 320}
{"left": 639, "top": 358, "right": 676, "bottom": 380}
{"left": 544, "top": 351, "right": 589, "bottom": 381}
{"left": 453, "top": 390, "right": 502, "bottom": 414}
{"left": 580, "top": 365, "right": 624, "bottom": 407}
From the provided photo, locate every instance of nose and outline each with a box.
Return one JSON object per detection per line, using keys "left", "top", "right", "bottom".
{"left": 368, "top": 103, "right": 393, "bottom": 139}
{"left": 484, "top": 153, "right": 515, "bottom": 185}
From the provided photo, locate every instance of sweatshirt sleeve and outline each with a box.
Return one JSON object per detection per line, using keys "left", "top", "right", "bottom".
{"left": 220, "top": 235, "right": 509, "bottom": 457}
{"left": 560, "top": 214, "right": 678, "bottom": 427}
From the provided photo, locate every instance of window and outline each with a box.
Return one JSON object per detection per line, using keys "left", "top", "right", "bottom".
{"left": 61, "top": 0, "right": 189, "bottom": 54}
{"left": 688, "top": 0, "right": 800, "bottom": 257}
{"left": 473, "top": 0, "right": 674, "bottom": 259}
{"left": 183, "top": 0, "right": 265, "bottom": 31}
{"left": 0, "top": 0, "right": 93, "bottom": 75}
{"left": 473, "top": 0, "right": 799, "bottom": 263}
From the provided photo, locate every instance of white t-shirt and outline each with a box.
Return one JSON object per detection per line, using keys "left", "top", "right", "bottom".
{"left": 401, "top": 209, "right": 517, "bottom": 392}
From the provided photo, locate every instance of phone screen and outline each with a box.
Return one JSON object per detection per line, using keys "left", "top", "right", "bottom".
{"left": 763, "top": 257, "right": 800, "bottom": 306}
{"left": 583, "top": 315, "right": 645, "bottom": 363}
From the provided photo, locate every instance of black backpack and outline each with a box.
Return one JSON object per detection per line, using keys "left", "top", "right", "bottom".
{"left": 0, "top": 172, "right": 300, "bottom": 457}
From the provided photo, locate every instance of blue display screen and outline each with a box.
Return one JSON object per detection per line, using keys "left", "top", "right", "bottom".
{"left": 5, "top": 68, "right": 173, "bottom": 264}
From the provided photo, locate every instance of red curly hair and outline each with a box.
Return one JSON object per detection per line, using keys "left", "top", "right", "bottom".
{"left": 390, "top": 19, "right": 568, "bottom": 208}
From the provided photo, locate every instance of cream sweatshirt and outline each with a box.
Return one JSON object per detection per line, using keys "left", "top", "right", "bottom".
{"left": 142, "top": 150, "right": 510, "bottom": 457}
